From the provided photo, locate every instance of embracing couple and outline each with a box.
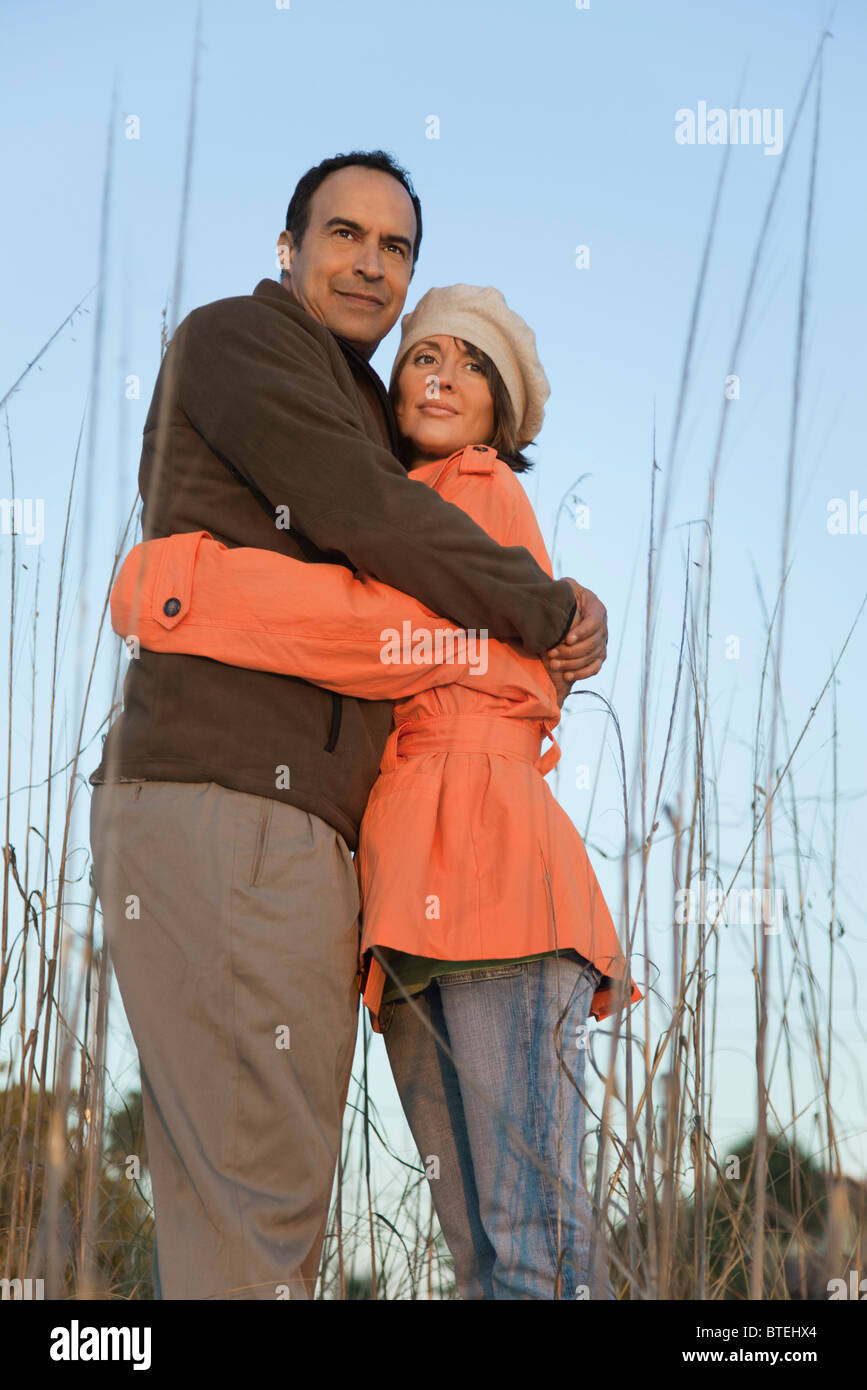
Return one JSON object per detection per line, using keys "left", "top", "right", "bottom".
{"left": 89, "top": 149, "right": 642, "bottom": 1302}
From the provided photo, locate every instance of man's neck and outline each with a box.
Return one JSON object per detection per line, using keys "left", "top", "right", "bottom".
{"left": 279, "top": 273, "right": 376, "bottom": 363}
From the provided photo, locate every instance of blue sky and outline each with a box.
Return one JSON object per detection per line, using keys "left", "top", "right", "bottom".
{"left": 2, "top": 0, "right": 865, "bottom": 1224}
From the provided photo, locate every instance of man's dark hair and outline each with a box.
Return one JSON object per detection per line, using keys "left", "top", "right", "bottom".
{"left": 285, "top": 150, "right": 422, "bottom": 269}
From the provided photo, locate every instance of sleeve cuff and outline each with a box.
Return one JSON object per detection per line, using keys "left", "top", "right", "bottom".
{"left": 151, "top": 530, "right": 212, "bottom": 629}
{"left": 552, "top": 592, "right": 578, "bottom": 647}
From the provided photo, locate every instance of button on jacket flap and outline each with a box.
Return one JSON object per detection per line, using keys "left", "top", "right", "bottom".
{"left": 458, "top": 444, "right": 497, "bottom": 475}
{"left": 152, "top": 528, "right": 208, "bottom": 629}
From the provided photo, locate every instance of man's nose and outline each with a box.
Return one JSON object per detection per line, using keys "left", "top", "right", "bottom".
{"left": 353, "top": 239, "right": 386, "bottom": 280}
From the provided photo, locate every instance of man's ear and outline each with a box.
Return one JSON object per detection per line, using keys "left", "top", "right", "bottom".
{"left": 277, "top": 229, "right": 294, "bottom": 271}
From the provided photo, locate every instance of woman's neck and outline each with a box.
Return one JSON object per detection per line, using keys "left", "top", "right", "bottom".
{"left": 405, "top": 443, "right": 482, "bottom": 471}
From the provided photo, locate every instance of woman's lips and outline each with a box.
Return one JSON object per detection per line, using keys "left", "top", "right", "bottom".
{"left": 418, "top": 403, "right": 457, "bottom": 417}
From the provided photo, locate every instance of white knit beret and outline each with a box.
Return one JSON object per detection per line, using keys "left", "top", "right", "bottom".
{"left": 389, "top": 284, "right": 550, "bottom": 448}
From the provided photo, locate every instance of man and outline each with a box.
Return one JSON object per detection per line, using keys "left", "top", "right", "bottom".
{"left": 89, "top": 149, "right": 607, "bottom": 1300}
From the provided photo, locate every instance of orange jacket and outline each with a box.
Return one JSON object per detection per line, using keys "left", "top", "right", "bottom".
{"left": 110, "top": 444, "right": 643, "bottom": 1027}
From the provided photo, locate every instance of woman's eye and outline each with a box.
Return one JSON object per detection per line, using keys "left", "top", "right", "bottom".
{"left": 414, "top": 352, "right": 436, "bottom": 365}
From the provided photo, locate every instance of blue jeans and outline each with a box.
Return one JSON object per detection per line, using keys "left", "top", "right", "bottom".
{"left": 380, "top": 954, "right": 614, "bottom": 1300}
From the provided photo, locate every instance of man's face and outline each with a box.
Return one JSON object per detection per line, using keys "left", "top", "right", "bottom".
{"left": 278, "top": 166, "right": 417, "bottom": 359}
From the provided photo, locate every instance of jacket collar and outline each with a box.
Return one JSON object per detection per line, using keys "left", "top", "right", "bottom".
{"left": 252, "top": 278, "right": 400, "bottom": 455}
{"left": 411, "top": 445, "right": 498, "bottom": 489}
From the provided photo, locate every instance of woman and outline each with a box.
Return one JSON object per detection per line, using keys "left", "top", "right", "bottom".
{"left": 110, "top": 284, "right": 642, "bottom": 1300}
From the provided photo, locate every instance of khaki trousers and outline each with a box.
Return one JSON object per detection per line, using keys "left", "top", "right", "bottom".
{"left": 90, "top": 779, "right": 361, "bottom": 1300}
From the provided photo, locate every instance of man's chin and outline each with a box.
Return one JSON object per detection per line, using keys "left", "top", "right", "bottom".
{"left": 330, "top": 300, "right": 398, "bottom": 351}
{"left": 331, "top": 315, "right": 390, "bottom": 357}
{"left": 332, "top": 326, "right": 377, "bottom": 357}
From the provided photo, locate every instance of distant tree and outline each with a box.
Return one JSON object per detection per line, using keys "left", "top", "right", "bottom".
{"left": 0, "top": 1083, "right": 154, "bottom": 1299}
{"left": 609, "top": 1130, "right": 866, "bottom": 1299}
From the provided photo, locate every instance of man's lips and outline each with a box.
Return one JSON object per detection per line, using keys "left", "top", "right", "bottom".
{"left": 336, "top": 289, "right": 384, "bottom": 308}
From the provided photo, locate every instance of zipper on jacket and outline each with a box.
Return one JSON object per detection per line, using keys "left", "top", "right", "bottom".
{"left": 252, "top": 300, "right": 395, "bottom": 754}
{"left": 321, "top": 335, "right": 400, "bottom": 752}
{"left": 333, "top": 334, "right": 403, "bottom": 456}
{"left": 325, "top": 692, "right": 343, "bottom": 752}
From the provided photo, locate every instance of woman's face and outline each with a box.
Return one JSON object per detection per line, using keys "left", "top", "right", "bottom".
{"left": 394, "top": 335, "right": 496, "bottom": 462}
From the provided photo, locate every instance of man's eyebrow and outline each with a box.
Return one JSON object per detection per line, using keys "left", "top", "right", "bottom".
{"left": 322, "top": 216, "right": 413, "bottom": 251}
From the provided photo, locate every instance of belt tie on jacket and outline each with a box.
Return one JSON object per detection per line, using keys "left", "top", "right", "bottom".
{"left": 379, "top": 713, "right": 560, "bottom": 777}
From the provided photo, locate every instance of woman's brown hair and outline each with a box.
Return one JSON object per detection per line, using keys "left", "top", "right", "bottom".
{"left": 390, "top": 336, "right": 535, "bottom": 473}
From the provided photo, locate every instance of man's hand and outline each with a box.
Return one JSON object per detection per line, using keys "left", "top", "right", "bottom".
{"left": 541, "top": 580, "right": 608, "bottom": 703}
